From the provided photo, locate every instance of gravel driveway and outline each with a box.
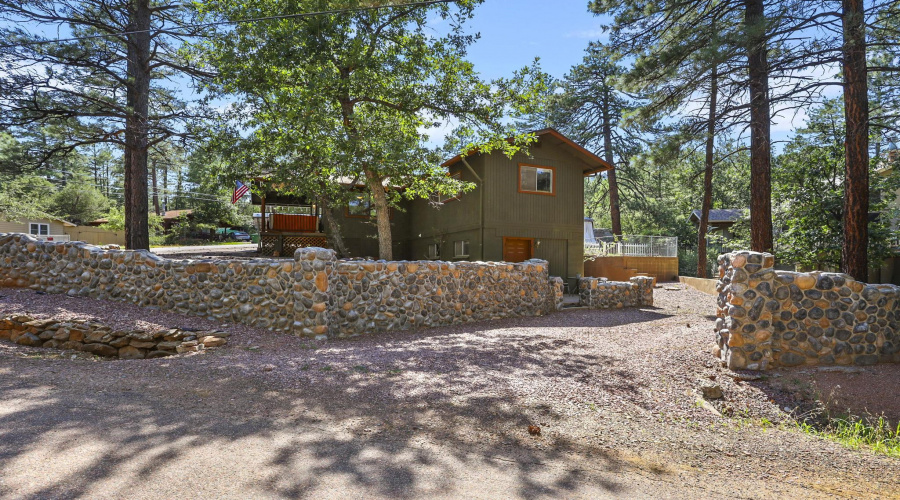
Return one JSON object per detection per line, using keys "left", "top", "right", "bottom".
{"left": 0, "top": 285, "right": 898, "bottom": 499}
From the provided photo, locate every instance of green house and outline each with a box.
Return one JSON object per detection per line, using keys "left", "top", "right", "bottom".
{"left": 256, "top": 129, "right": 612, "bottom": 281}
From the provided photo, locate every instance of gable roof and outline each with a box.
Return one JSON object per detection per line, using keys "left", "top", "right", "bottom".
{"left": 441, "top": 128, "right": 614, "bottom": 176}
{"left": 2, "top": 212, "right": 77, "bottom": 227}
{"left": 690, "top": 208, "right": 745, "bottom": 224}
{"left": 162, "top": 209, "right": 193, "bottom": 220}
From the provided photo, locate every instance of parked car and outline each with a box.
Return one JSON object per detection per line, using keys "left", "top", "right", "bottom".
{"left": 228, "top": 231, "right": 251, "bottom": 242}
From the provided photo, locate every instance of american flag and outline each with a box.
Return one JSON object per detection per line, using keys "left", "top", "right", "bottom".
{"left": 232, "top": 180, "right": 249, "bottom": 204}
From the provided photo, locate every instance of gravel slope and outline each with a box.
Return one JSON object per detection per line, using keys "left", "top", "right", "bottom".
{"left": 0, "top": 284, "right": 898, "bottom": 499}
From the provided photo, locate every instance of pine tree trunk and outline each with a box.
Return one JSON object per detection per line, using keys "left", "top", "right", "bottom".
{"left": 151, "top": 157, "right": 160, "bottom": 216}
{"left": 745, "top": 0, "right": 774, "bottom": 253}
{"left": 162, "top": 162, "right": 168, "bottom": 212}
{"left": 699, "top": 65, "right": 718, "bottom": 279}
{"left": 364, "top": 167, "right": 393, "bottom": 260}
{"left": 602, "top": 94, "right": 622, "bottom": 236}
{"left": 841, "top": 0, "right": 869, "bottom": 281}
{"left": 123, "top": 0, "right": 151, "bottom": 250}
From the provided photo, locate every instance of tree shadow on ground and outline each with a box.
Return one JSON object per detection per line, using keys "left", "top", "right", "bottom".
{"left": 0, "top": 317, "right": 669, "bottom": 498}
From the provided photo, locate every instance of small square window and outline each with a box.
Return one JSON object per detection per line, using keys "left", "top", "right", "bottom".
{"left": 519, "top": 164, "right": 554, "bottom": 195}
{"left": 454, "top": 240, "right": 470, "bottom": 258}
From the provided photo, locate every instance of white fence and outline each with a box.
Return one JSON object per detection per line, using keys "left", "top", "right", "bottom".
{"left": 585, "top": 235, "right": 678, "bottom": 258}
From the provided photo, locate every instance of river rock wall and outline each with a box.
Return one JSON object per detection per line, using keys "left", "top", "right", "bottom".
{"left": 327, "top": 258, "right": 555, "bottom": 337}
{"left": 579, "top": 276, "right": 654, "bottom": 309}
{"left": 715, "top": 251, "right": 900, "bottom": 370}
{"left": 0, "top": 234, "right": 567, "bottom": 339}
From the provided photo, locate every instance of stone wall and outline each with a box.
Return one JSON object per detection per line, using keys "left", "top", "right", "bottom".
{"left": 715, "top": 251, "right": 900, "bottom": 370}
{"left": 0, "top": 234, "right": 561, "bottom": 339}
{"left": 327, "top": 258, "right": 554, "bottom": 337}
{"left": 0, "top": 234, "right": 328, "bottom": 334}
{"left": 549, "top": 277, "right": 565, "bottom": 312}
{"left": 579, "top": 276, "right": 654, "bottom": 309}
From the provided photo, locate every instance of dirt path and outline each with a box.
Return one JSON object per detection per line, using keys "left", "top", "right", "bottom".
{"left": 0, "top": 285, "right": 898, "bottom": 499}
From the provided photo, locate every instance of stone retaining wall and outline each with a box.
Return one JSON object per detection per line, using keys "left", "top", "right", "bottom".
{"left": 715, "top": 251, "right": 900, "bottom": 370}
{"left": 0, "top": 314, "right": 228, "bottom": 359}
{"left": 0, "top": 234, "right": 561, "bottom": 338}
{"left": 579, "top": 277, "right": 654, "bottom": 309}
{"left": 327, "top": 258, "right": 554, "bottom": 337}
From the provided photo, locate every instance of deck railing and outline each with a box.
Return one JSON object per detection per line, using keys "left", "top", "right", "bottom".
{"left": 585, "top": 235, "right": 678, "bottom": 258}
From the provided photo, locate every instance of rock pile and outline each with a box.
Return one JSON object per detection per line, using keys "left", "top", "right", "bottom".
{"left": 715, "top": 251, "right": 900, "bottom": 370}
{"left": 0, "top": 315, "right": 229, "bottom": 359}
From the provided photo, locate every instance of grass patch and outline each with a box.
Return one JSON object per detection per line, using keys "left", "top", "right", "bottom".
{"left": 798, "top": 415, "right": 900, "bottom": 457}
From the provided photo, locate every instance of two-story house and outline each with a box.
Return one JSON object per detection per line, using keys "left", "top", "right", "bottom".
{"left": 255, "top": 128, "right": 612, "bottom": 281}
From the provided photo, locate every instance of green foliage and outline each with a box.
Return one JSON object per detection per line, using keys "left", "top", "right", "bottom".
{"left": 100, "top": 206, "right": 163, "bottom": 236}
{"left": 48, "top": 179, "right": 109, "bottom": 225}
{"left": 797, "top": 414, "right": 900, "bottom": 458}
{"left": 197, "top": 0, "right": 546, "bottom": 254}
{"left": 774, "top": 100, "right": 899, "bottom": 270}
{"left": 0, "top": 173, "right": 57, "bottom": 221}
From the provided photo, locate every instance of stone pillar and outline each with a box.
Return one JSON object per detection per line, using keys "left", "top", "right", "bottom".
{"left": 292, "top": 247, "right": 336, "bottom": 339}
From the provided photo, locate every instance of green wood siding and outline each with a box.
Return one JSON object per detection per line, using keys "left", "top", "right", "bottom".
{"left": 407, "top": 156, "right": 486, "bottom": 260}
{"left": 479, "top": 142, "right": 588, "bottom": 278}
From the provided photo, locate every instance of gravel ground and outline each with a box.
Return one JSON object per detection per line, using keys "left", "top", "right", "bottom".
{"left": 1, "top": 284, "right": 899, "bottom": 499}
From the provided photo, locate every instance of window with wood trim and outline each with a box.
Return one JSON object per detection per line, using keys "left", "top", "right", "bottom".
{"left": 518, "top": 164, "right": 555, "bottom": 195}
{"left": 29, "top": 223, "right": 49, "bottom": 236}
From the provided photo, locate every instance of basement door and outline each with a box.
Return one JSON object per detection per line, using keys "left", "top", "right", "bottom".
{"left": 502, "top": 237, "right": 533, "bottom": 263}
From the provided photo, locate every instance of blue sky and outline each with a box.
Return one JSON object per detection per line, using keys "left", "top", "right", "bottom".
{"left": 461, "top": 0, "right": 609, "bottom": 81}
{"left": 451, "top": 0, "right": 814, "bottom": 148}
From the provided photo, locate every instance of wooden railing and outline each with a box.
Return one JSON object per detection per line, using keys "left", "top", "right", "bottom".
{"left": 259, "top": 232, "right": 329, "bottom": 257}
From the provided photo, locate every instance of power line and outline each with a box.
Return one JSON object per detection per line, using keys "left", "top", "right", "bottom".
{"left": 0, "top": 0, "right": 457, "bottom": 49}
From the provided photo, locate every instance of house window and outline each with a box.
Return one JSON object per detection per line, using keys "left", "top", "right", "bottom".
{"left": 347, "top": 195, "right": 376, "bottom": 218}
{"left": 439, "top": 171, "right": 462, "bottom": 203}
{"left": 29, "top": 223, "right": 49, "bottom": 236}
{"left": 519, "top": 164, "right": 555, "bottom": 195}
{"left": 454, "top": 240, "right": 470, "bottom": 258}
{"left": 427, "top": 243, "right": 440, "bottom": 260}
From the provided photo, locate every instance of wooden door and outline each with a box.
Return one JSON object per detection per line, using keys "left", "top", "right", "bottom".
{"left": 503, "top": 237, "right": 533, "bottom": 263}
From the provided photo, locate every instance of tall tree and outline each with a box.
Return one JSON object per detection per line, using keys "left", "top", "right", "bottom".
{"left": 841, "top": 0, "right": 870, "bottom": 280}
{"left": 201, "top": 0, "right": 543, "bottom": 260}
{"left": 744, "top": 0, "right": 773, "bottom": 253}
{"left": 549, "top": 45, "right": 641, "bottom": 236}
{"left": 698, "top": 64, "right": 719, "bottom": 278}
{"left": 0, "top": 0, "right": 211, "bottom": 249}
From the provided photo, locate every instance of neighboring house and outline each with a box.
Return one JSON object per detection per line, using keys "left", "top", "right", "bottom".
{"left": 0, "top": 215, "right": 75, "bottom": 242}
{"left": 253, "top": 128, "right": 612, "bottom": 280}
{"left": 690, "top": 208, "right": 745, "bottom": 239}
{"left": 161, "top": 209, "right": 193, "bottom": 232}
